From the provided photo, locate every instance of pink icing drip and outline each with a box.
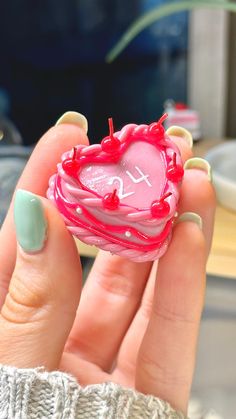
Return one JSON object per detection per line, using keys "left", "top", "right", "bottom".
{"left": 54, "top": 175, "right": 173, "bottom": 251}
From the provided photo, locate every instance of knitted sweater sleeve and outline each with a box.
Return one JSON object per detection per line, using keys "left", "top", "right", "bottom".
{"left": 0, "top": 365, "right": 186, "bottom": 419}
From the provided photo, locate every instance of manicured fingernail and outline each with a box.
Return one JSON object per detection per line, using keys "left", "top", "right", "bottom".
{"left": 176, "top": 212, "right": 203, "bottom": 230}
{"left": 14, "top": 190, "right": 47, "bottom": 253}
{"left": 55, "top": 111, "right": 88, "bottom": 134}
{"left": 184, "top": 157, "right": 212, "bottom": 182}
{"left": 166, "top": 126, "right": 193, "bottom": 148}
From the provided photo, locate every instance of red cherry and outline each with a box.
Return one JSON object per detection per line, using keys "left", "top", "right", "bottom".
{"left": 151, "top": 199, "right": 170, "bottom": 218}
{"left": 101, "top": 117, "right": 121, "bottom": 154}
{"left": 101, "top": 136, "right": 120, "bottom": 153}
{"left": 166, "top": 164, "right": 184, "bottom": 183}
{"left": 103, "top": 189, "right": 120, "bottom": 210}
{"left": 148, "top": 113, "right": 168, "bottom": 140}
{"left": 151, "top": 192, "right": 172, "bottom": 218}
{"left": 62, "top": 158, "right": 80, "bottom": 177}
{"left": 166, "top": 152, "right": 184, "bottom": 183}
{"left": 62, "top": 147, "right": 80, "bottom": 178}
{"left": 148, "top": 122, "right": 165, "bottom": 139}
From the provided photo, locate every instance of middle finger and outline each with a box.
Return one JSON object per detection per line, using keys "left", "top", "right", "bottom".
{"left": 66, "top": 130, "right": 192, "bottom": 371}
{"left": 66, "top": 252, "right": 152, "bottom": 371}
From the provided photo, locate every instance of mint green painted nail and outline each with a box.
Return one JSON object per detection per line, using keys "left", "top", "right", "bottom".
{"left": 14, "top": 190, "right": 47, "bottom": 252}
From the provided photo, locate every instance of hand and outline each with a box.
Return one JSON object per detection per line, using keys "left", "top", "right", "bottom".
{"left": 0, "top": 116, "right": 215, "bottom": 414}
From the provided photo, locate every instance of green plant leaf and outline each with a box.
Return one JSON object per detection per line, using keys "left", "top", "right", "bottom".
{"left": 106, "top": 0, "right": 236, "bottom": 63}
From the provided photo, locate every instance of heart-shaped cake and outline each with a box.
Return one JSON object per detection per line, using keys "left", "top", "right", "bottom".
{"left": 47, "top": 115, "right": 184, "bottom": 262}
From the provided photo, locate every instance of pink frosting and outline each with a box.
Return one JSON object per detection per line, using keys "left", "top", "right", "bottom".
{"left": 47, "top": 120, "right": 183, "bottom": 262}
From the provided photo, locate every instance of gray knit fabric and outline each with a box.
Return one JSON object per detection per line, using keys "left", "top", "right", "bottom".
{"left": 0, "top": 365, "right": 186, "bottom": 419}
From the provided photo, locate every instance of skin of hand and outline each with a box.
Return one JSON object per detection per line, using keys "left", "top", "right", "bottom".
{"left": 0, "top": 117, "right": 216, "bottom": 415}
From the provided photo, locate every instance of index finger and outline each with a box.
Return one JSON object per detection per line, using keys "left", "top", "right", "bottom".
{"left": 0, "top": 121, "right": 89, "bottom": 306}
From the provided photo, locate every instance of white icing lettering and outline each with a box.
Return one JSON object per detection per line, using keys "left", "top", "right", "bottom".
{"left": 126, "top": 166, "right": 152, "bottom": 187}
{"left": 92, "top": 175, "right": 107, "bottom": 183}
{"left": 108, "top": 176, "right": 134, "bottom": 199}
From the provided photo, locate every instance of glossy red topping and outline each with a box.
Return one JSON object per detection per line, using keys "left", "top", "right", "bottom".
{"left": 102, "top": 189, "right": 120, "bottom": 210}
{"left": 166, "top": 152, "right": 184, "bottom": 183}
{"left": 148, "top": 113, "right": 168, "bottom": 140}
{"left": 101, "top": 118, "right": 121, "bottom": 153}
{"left": 151, "top": 192, "right": 172, "bottom": 218}
{"left": 62, "top": 147, "right": 80, "bottom": 178}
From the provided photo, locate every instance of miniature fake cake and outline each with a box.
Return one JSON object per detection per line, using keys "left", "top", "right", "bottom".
{"left": 47, "top": 114, "right": 184, "bottom": 262}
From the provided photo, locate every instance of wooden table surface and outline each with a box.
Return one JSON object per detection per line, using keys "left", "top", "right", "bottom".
{"left": 76, "top": 138, "right": 236, "bottom": 279}
{"left": 193, "top": 139, "right": 236, "bottom": 279}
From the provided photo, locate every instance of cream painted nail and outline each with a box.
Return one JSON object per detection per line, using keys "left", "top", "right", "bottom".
{"left": 176, "top": 212, "right": 203, "bottom": 230}
{"left": 55, "top": 111, "right": 88, "bottom": 134}
{"left": 166, "top": 125, "right": 193, "bottom": 148}
{"left": 184, "top": 157, "right": 212, "bottom": 182}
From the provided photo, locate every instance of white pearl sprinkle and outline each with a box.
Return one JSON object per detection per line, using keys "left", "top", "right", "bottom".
{"left": 125, "top": 231, "right": 132, "bottom": 238}
{"left": 76, "top": 207, "right": 82, "bottom": 215}
{"left": 175, "top": 211, "right": 178, "bottom": 217}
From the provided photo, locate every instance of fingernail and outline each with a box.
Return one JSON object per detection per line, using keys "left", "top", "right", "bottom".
{"left": 184, "top": 157, "right": 212, "bottom": 182}
{"left": 14, "top": 190, "right": 47, "bottom": 253}
{"left": 166, "top": 126, "right": 193, "bottom": 148}
{"left": 55, "top": 111, "right": 88, "bottom": 134}
{"left": 176, "top": 212, "right": 203, "bottom": 230}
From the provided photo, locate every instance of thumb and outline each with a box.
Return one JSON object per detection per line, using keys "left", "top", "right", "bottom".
{"left": 0, "top": 190, "right": 82, "bottom": 370}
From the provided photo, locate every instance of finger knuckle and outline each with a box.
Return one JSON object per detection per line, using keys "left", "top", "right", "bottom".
{"left": 1, "top": 270, "right": 51, "bottom": 325}
{"left": 138, "top": 351, "right": 189, "bottom": 388}
{"left": 12, "top": 268, "right": 49, "bottom": 307}
{"left": 154, "top": 303, "right": 197, "bottom": 325}
{"left": 96, "top": 271, "right": 138, "bottom": 299}
{"left": 140, "top": 297, "right": 153, "bottom": 319}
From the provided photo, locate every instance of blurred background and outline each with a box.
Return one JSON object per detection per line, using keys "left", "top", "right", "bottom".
{"left": 0, "top": 0, "right": 189, "bottom": 145}
{"left": 0, "top": 1, "right": 236, "bottom": 418}
{"left": 1, "top": 0, "right": 235, "bottom": 143}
